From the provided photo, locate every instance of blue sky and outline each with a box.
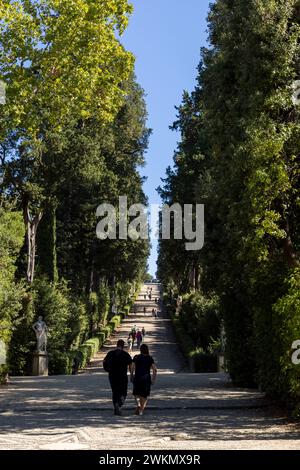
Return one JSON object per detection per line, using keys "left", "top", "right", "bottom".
{"left": 122, "top": 0, "right": 212, "bottom": 276}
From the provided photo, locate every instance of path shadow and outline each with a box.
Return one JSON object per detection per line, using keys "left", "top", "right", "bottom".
{"left": 0, "top": 407, "right": 299, "bottom": 443}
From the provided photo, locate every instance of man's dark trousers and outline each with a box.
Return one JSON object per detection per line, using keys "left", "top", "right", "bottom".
{"left": 109, "top": 373, "right": 128, "bottom": 408}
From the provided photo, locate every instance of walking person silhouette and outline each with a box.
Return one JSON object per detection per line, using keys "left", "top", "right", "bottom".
{"left": 131, "top": 344, "right": 157, "bottom": 416}
{"left": 103, "top": 339, "right": 133, "bottom": 416}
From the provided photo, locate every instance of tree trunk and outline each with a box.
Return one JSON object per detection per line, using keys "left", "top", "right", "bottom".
{"left": 195, "top": 263, "right": 201, "bottom": 290}
{"left": 23, "top": 197, "right": 43, "bottom": 283}
{"left": 189, "top": 266, "right": 196, "bottom": 291}
{"left": 36, "top": 204, "right": 58, "bottom": 282}
{"left": 283, "top": 217, "right": 299, "bottom": 268}
{"left": 86, "top": 263, "right": 95, "bottom": 295}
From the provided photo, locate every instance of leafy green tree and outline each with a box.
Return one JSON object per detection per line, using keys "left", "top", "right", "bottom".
{"left": 0, "top": 0, "right": 134, "bottom": 135}
{"left": 54, "top": 76, "right": 150, "bottom": 296}
{"left": 159, "top": 0, "right": 300, "bottom": 405}
{"left": 0, "top": 202, "right": 25, "bottom": 348}
{"left": 0, "top": 0, "right": 134, "bottom": 283}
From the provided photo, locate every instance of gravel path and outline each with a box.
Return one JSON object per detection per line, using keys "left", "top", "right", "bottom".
{"left": 0, "top": 283, "right": 299, "bottom": 450}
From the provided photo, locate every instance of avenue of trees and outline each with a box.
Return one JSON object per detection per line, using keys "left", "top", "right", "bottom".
{"left": 158, "top": 0, "right": 300, "bottom": 414}
{"left": 0, "top": 0, "right": 149, "bottom": 380}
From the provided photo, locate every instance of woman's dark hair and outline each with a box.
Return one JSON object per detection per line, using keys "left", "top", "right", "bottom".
{"left": 140, "top": 344, "right": 149, "bottom": 355}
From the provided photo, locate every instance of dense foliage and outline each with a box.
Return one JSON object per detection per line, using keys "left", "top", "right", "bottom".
{"left": 158, "top": 0, "right": 300, "bottom": 412}
{"left": 0, "top": 204, "right": 25, "bottom": 382}
{"left": 0, "top": 1, "right": 149, "bottom": 377}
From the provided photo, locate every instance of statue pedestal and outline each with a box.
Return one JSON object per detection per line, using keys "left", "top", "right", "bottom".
{"left": 217, "top": 353, "right": 225, "bottom": 372}
{"left": 32, "top": 352, "right": 48, "bottom": 376}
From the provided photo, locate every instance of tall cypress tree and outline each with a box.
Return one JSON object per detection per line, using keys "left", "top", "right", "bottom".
{"left": 159, "top": 0, "right": 300, "bottom": 402}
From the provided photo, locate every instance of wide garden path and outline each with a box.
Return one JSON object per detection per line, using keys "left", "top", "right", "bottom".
{"left": 0, "top": 283, "right": 299, "bottom": 450}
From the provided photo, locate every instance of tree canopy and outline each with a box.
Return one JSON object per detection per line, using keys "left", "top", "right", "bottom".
{"left": 0, "top": 1, "right": 150, "bottom": 380}
{"left": 158, "top": 0, "right": 300, "bottom": 414}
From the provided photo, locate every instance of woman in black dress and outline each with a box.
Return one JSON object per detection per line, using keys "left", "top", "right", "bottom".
{"left": 131, "top": 344, "right": 157, "bottom": 415}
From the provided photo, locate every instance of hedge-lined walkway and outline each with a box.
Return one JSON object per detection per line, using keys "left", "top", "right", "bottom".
{"left": 0, "top": 284, "right": 300, "bottom": 449}
{"left": 85, "top": 283, "right": 185, "bottom": 374}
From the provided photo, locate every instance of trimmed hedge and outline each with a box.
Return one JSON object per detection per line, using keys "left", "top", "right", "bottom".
{"left": 173, "top": 316, "right": 195, "bottom": 357}
{"left": 5, "top": 287, "right": 139, "bottom": 378}
{"left": 179, "top": 291, "right": 220, "bottom": 350}
{"left": 48, "top": 351, "right": 73, "bottom": 375}
{"left": 118, "top": 305, "right": 131, "bottom": 319}
{"left": 66, "top": 313, "right": 124, "bottom": 374}
{"left": 124, "top": 305, "right": 131, "bottom": 316}
{"left": 85, "top": 337, "right": 100, "bottom": 355}
{"left": 0, "top": 365, "right": 9, "bottom": 385}
{"left": 171, "top": 307, "right": 218, "bottom": 373}
{"left": 48, "top": 332, "right": 105, "bottom": 375}
{"left": 190, "top": 350, "right": 218, "bottom": 373}
{"left": 108, "top": 315, "right": 122, "bottom": 331}
{"left": 96, "top": 331, "right": 107, "bottom": 346}
{"left": 47, "top": 305, "right": 134, "bottom": 376}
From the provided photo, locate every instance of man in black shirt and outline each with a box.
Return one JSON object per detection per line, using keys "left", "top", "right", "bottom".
{"left": 103, "top": 339, "right": 133, "bottom": 416}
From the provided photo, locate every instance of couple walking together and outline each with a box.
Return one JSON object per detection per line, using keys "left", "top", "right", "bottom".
{"left": 103, "top": 339, "right": 157, "bottom": 416}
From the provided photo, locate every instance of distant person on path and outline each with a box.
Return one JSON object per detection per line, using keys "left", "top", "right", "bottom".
{"left": 103, "top": 339, "right": 133, "bottom": 416}
{"left": 127, "top": 335, "right": 133, "bottom": 351}
{"left": 131, "top": 344, "right": 157, "bottom": 416}
{"left": 131, "top": 328, "right": 136, "bottom": 347}
{"left": 136, "top": 329, "right": 143, "bottom": 348}
{"left": 142, "top": 327, "right": 146, "bottom": 338}
{"left": 152, "top": 308, "right": 155, "bottom": 317}
{"left": 143, "top": 307, "right": 146, "bottom": 315}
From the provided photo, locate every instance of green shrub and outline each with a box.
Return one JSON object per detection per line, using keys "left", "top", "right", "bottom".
{"left": 190, "top": 349, "right": 217, "bottom": 373}
{"left": 173, "top": 318, "right": 218, "bottom": 372}
{"left": 123, "top": 305, "right": 131, "bottom": 317}
{"left": 49, "top": 345, "right": 99, "bottom": 376}
{"left": 115, "top": 281, "right": 132, "bottom": 311}
{"left": 78, "top": 344, "right": 93, "bottom": 368}
{"left": 180, "top": 292, "right": 220, "bottom": 350}
{"left": 0, "top": 208, "right": 25, "bottom": 372}
{"left": 102, "top": 324, "right": 113, "bottom": 339}
{"left": 223, "top": 290, "right": 257, "bottom": 386}
{"left": 9, "top": 279, "right": 89, "bottom": 376}
{"left": 173, "top": 317, "right": 195, "bottom": 357}
{"left": 87, "top": 292, "right": 99, "bottom": 334}
{"left": 67, "top": 298, "right": 89, "bottom": 348}
{"left": 108, "top": 315, "right": 121, "bottom": 331}
{"left": 96, "top": 331, "right": 107, "bottom": 347}
{"left": 75, "top": 337, "right": 100, "bottom": 369}
{"left": 118, "top": 304, "right": 132, "bottom": 319}
{"left": 98, "top": 283, "right": 111, "bottom": 325}
{"left": 8, "top": 292, "right": 36, "bottom": 376}
{"left": 71, "top": 315, "right": 125, "bottom": 372}
{"left": 9, "top": 286, "right": 125, "bottom": 377}
{"left": 170, "top": 297, "right": 220, "bottom": 373}
{"left": 57, "top": 331, "right": 108, "bottom": 376}
{"left": 68, "top": 350, "right": 81, "bottom": 374}
{"left": 85, "top": 337, "right": 100, "bottom": 355}
{"left": 271, "top": 269, "right": 300, "bottom": 410}
{"left": 48, "top": 351, "right": 73, "bottom": 375}
{"left": 0, "top": 365, "right": 9, "bottom": 384}
{"left": 71, "top": 328, "right": 112, "bottom": 373}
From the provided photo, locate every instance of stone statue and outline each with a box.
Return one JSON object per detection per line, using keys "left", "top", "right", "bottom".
{"left": 33, "top": 316, "right": 48, "bottom": 353}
